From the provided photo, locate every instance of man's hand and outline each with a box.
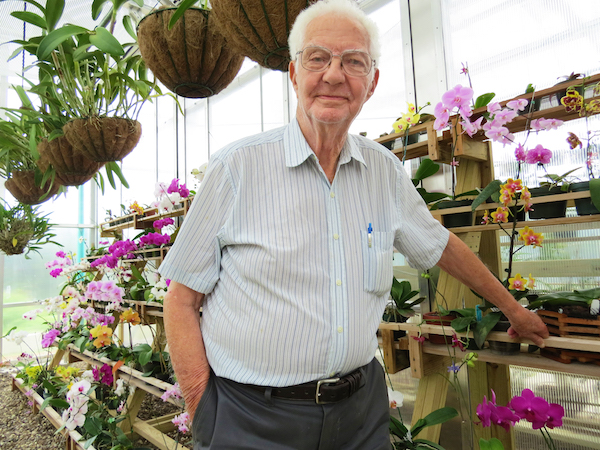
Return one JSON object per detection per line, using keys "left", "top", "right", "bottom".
{"left": 504, "top": 307, "right": 550, "bottom": 347}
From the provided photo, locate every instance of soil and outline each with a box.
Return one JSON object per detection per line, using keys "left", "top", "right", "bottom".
{"left": 0, "top": 366, "right": 193, "bottom": 449}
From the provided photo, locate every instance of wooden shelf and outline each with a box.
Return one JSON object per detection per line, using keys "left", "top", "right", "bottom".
{"left": 426, "top": 190, "right": 600, "bottom": 231}
{"left": 99, "top": 197, "right": 193, "bottom": 237}
{"left": 66, "top": 345, "right": 190, "bottom": 450}
{"left": 374, "top": 73, "right": 600, "bottom": 163}
{"left": 378, "top": 322, "right": 600, "bottom": 378}
{"left": 12, "top": 376, "right": 96, "bottom": 450}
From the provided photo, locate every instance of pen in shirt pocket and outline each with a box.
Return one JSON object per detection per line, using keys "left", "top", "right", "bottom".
{"left": 368, "top": 223, "right": 372, "bottom": 248}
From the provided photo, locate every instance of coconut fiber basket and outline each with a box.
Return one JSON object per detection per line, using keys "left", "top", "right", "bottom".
{"left": 137, "top": 7, "right": 245, "bottom": 98}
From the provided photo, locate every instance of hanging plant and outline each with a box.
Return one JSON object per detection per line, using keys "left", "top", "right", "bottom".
{"left": 169, "top": 0, "right": 313, "bottom": 72}
{"left": 10, "top": 0, "right": 159, "bottom": 165}
{"left": 0, "top": 201, "right": 60, "bottom": 257}
{"left": 137, "top": 6, "right": 245, "bottom": 98}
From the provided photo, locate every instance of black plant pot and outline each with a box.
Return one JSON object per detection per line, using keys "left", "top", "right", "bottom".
{"left": 488, "top": 320, "right": 521, "bottom": 355}
{"left": 528, "top": 186, "right": 567, "bottom": 219}
{"left": 438, "top": 199, "right": 473, "bottom": 228}
{"left": 571, "top": 181, "right": 600, "bottom": 215}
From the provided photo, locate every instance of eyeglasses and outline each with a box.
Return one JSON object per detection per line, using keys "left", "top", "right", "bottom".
{"left": 296, "top": 46, "right": 375, "bottom": 77}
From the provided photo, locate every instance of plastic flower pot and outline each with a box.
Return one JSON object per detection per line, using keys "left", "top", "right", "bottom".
{"left": 488, "top": 319, "right": 521, "bottom": 355}
{"left": 571, "top": 181, "right": 600, "bottom": 215}
{"left": 423, "top": 311, "right": 457, "bottom": 344}
{"left": 528, "top": 186, "right": 567, "bottom": 219}
{"left": 438, "top": 200, "right": 473, "bottom": 228}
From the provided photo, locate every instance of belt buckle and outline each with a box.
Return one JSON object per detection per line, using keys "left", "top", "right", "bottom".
{"left": 315, "top": 377, "right": 340, "bottom": 404}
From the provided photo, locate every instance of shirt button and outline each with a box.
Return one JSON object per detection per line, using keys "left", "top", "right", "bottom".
{"left": 337, "top": 326, "right": 343, "bottom": 333}
{"left": 330, "top": 192, "right": 335, "bottom": 198}
{"left": 333, "top": 233, "right": 339, "bottom": 240}
{"left": 336, "top": 279, "right": 342, "bottom": 286}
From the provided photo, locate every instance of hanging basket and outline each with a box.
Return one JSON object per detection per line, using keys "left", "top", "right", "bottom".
{"left": 63, "top": 117, "right": 142, "bottom": 163}
{"left": 137, "top": 7, "right": 245, "bottom": 98}
{"left": 37, "top": 136, "right": 103, "bottom": 186}
{"left": 211, "top": 0, "right": 313, "bottom": 72}
{"left": 0, "top": 219, "right": 34, "bottom": 255}
{"left": 4, "top": 170, "right": 60, "bottom": 205}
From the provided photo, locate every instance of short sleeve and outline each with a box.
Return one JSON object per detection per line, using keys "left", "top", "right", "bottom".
{"left": 158, "top": 157, "right": 235, "bottom": 294}
{"left": 392, "top": 160, "right": 449, "bottom": 271}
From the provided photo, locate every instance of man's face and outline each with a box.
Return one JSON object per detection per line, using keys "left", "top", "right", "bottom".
{"left": 289, "top": 14, "right": 379, "bottom": 129}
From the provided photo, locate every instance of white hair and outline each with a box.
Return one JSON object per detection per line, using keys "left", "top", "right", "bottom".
{"left": 288, "top": 0, "right": 381, "bottom": 68}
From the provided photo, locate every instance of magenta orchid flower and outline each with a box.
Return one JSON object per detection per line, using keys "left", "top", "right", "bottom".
{"left": 506, "top": 98, "right": 529, "bottom": 111}
{"left": 515, "top": 144, "right": 527, "bottom": 162}
{"left": 441, "top": 84, "right": 474, "bottom": 111}
{"left": 524, "top": 145, "right": 552, "bottom": 165}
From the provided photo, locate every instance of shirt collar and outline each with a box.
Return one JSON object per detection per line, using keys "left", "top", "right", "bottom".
{"left": 284, "top": 118, "right": 367, "bottom": 168}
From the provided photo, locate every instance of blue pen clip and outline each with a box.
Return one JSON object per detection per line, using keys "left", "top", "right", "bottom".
{"left": 368, "top": 223, "right": 373, "bottom": 248}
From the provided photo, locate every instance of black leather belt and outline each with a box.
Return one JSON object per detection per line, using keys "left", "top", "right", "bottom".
{"left": 245, "top": 366, "right": 364, "bottom": 404}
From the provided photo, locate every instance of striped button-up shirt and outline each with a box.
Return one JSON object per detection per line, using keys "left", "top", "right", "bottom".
{"left": 159, "top": 118, "right": 449, "bottom": 386}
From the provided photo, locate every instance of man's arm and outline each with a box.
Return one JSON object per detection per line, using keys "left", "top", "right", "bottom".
{"left": 164, "top": 281, "right": 210, "bottom": 421}
{"left": 436, "top": 232, "right": 549, "bottom": 346}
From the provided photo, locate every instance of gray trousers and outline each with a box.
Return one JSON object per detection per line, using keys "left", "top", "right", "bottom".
{"left": 191, "top": 358, "right": 392, "bottom": 450}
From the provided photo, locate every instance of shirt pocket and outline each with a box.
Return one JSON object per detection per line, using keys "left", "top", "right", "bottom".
{"left": 361, "top": 230, "right": 394, "bottom": 296}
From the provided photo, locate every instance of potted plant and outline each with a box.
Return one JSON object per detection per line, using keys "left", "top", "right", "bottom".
{"left": 383, "top": 278, "right": 425, "bottom": 340}
{"left": 136, "top": 3, "right": 245, "bottom": 98}
{"left": 10, "top": 0, "right": 159, "bottom": 165}
{"left": 0, "top": 201, "right": 60, "bottom": 257}
{"left": 0, "top": 94, "right": 63, "bottom": 204}
{"left": 527, "top": 168, "right": 579, "bottom": 219}
{"left": 169, "top": 0, "right": 310, "bottom": 72}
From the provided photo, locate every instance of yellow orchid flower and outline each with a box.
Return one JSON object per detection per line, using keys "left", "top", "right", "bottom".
{"left": 527, "top": 273, "right": 536, "bottom": 289}
{"left": 90, "top": 325, "right": 113, "bottom": 348}
{"left": 519, "top": 226, "right": 544, "bottom": 247}
{"left": 509, "top": 273, "right": 527, "bottom": 291}
{"left": 491, "top": 207, "right": 509, "bottom": 223}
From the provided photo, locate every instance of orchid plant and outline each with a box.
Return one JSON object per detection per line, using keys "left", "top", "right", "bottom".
{"left": 476, "top": 388, "right": 565, "bottom": 450}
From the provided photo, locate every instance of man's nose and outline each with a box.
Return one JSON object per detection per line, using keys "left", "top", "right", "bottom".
{"left": 322, "top": 56, "right": 345, "bottom": 83}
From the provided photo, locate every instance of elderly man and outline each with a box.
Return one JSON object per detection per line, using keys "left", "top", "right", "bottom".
{"left": 159, "top": 0, "right": 549, "bottom": 448}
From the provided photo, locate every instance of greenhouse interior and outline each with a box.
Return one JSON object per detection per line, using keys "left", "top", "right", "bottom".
{"left": 0, "top": 0, "right": 599, "bottom": 449}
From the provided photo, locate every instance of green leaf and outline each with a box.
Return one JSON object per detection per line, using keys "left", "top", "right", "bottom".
{"left": 473, "top": 312, "right": 502, "bottom": 349}
{"left": 106, "top": 161, "right": 129, "bottom": 188}
{"left": 11, "top": 11, "right": 47, "bottom": 30}
{"left": 411, "top": 407, "right": 458, "bottom": 438}
{"left": 42, "top": 379, "right": 58, "bottom": 396}
{"left": 122, "top": 15, "right": 137, "bottom": 41}
{"left": 389, "top": 415, "right": 409, "bottom": 439}
{"left": 104, "top": 163, "right": 117, "bottom": 189}
{"left": 139, "top": 349, "right": 153, "bottom": 366}
{"left": 89, "top": 27, "right": 125, "bottom": 56}
{"left": 589, "top": 178, "right": 600, "bottom": 211}
{"left": 472, "top": 180, "right": 502, "bottom": 211}
{"left": 37, "top": 25, "right": 88, "bottom": 60}
{"left": 83, "top": 436, "right": 97, "bottom": 449}
{"left": 479, "top": 437, "right": 505, "bottom": 450}
{"left": 474, "top": 92, "right": 496, "bottom": 109}
{"left": 48, "top": 398, "right": 70, "bottom": 409}
{"left": 450, "top": 316, "right": 476, "bottom": 332}
{"left": 91, "top": 0, "right": 110, "bottom": 20}
{"left": 39, "top": 396, "right": 52, "bottom": 412}
{"left": 417, "top": 189, "right": 450, "bottom": 205}
{"left": 169, "top": 0, "right": 201, "bottom": 29}
{"left": 84, "top": 416, "right": 103, "bottom": 437}
{"left": 413, "top": 158, "right": 440, "bottom": 183}
{"left": 45, "top": 0, "right": 65, "bottom": 31}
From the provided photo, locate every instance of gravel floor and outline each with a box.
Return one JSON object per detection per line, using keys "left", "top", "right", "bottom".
{"left": 0, "top": 367, "right": 192, "bottom": 450}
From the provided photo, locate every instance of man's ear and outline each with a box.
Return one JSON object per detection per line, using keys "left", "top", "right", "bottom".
{"left": 366, "top": 68, "right": 379, "bottom": 100}
{"left": 289, "top": 59, "right": 299, "bottom": 93}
